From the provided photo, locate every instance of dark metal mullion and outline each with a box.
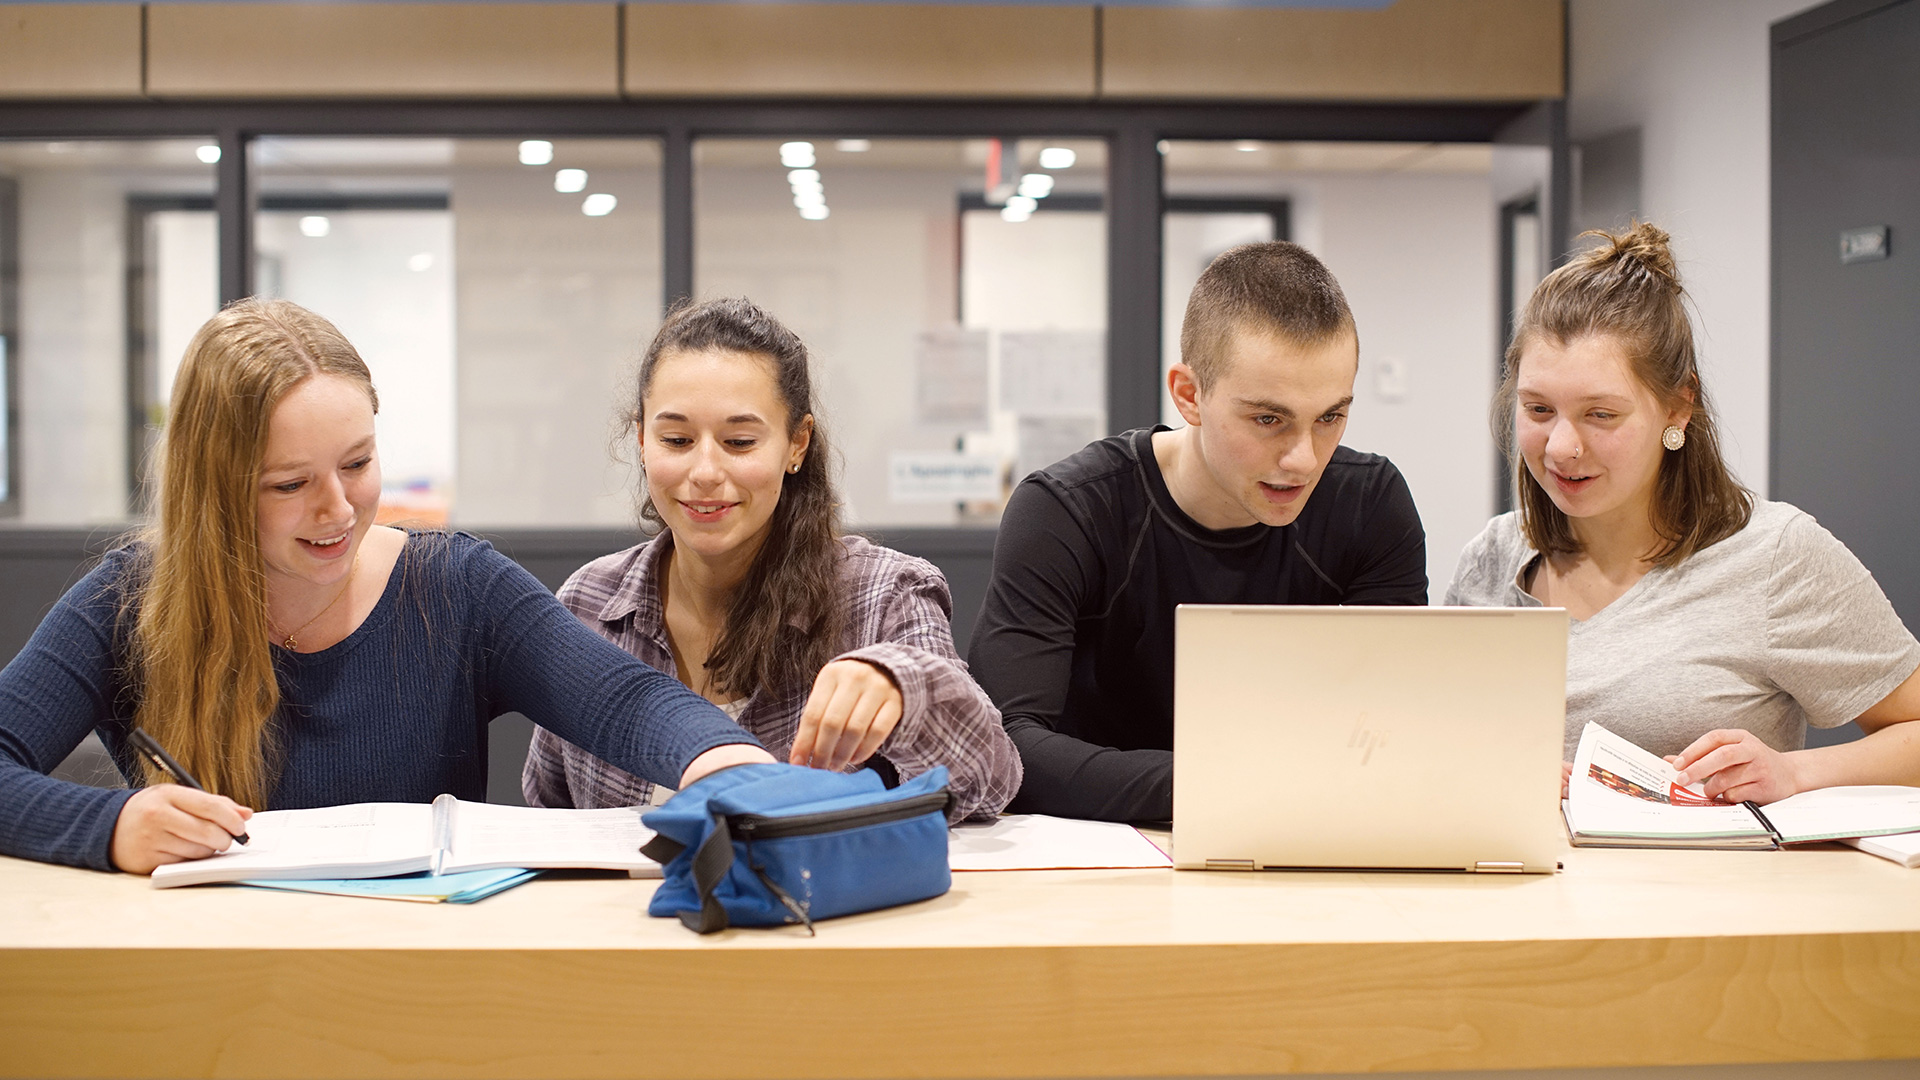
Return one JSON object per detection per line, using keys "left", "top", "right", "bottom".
{"left": 1544, "top": 99, "right": 1572, "bottom": 268}
{"left": 215, "top": 127, "right": 253, "bottom": 305}
{"left": 662, "top": 126, "right": 693, "bottom": 314}
{"left": 1105, "top": 122, "right": 1164, "bottom": 436}
{"left": 0, "top": 177, "right": 17, "bottom": 517}
{"left": 0, "top": 100, "right": 1532, "bottom": 144}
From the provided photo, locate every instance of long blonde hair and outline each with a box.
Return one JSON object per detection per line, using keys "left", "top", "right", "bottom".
{"left": 130, "top": 299, "right": 377, "bottom": 807}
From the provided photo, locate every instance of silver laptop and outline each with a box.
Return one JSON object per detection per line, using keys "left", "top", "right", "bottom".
{"left": 1172, "top": 605, "right": 1568, "bottom": 874}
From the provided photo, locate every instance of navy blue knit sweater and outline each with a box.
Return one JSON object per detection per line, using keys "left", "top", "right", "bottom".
{"left": 0, "top": 532, "right": 761, "bottom": 871}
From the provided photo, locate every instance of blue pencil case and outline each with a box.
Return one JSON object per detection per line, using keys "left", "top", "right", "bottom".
{"left": 641, "top": 762, "right": 953, "bottom": 933}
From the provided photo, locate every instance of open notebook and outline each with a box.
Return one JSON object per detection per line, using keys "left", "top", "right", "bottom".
{"left": 150, "top": 795, "right": 659, "bottom": 888}
{"left": 1565, "top": 723, "right": 1920, "bottom": 850}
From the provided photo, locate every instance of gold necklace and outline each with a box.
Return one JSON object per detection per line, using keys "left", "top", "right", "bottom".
{"left": 268, "top": 557, "right": 358, "bottom": 651}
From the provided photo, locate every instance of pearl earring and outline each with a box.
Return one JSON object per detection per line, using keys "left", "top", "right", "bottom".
{"left": 1662, "top": 425, "right": 1686, "bottom": 451}
{"left": 789, "top": 463, "right": 801, "bottom": 474}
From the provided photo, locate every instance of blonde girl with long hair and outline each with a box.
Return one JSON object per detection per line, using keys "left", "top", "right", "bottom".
{"left": 0, "top": 299, "right": 768, "bottom": 873}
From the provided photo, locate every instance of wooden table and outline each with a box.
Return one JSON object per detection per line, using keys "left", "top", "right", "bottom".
{"left": 3, "top": 838, "right": 1918, "bottom": 1079}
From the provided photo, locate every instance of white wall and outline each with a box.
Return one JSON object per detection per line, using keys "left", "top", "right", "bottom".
{"left": 451, "top": 163, "right": 661, "bottom": 528}
{"left": 696, "top": 153, "right": 1107, "bottom": 529}
{"left": 257, "top": 210, "right": 457, "bottom": 509}
{"left": 16, "top": 173, "right": 135, "bottom": 525}
{"left": 1567, "top": 0, "right": 1822, "bottom": 496}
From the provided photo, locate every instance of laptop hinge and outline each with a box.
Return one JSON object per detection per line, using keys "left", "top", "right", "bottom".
{"left": 1205, "top": 858, "right": 1256, "bottom": 871}
{"left": 1473, "top": 861, "right": 1526, "bottom": 873}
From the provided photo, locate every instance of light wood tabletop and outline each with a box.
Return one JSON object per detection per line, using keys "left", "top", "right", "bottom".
{"left": 4, "top": 838, "right": 1918, "bottom": 1079}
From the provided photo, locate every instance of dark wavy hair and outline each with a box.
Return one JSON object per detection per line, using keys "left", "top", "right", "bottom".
{"left": 634, "top": 297, "right": 844, "bottom": 698}
{"left": 1495, "top": 222, "right": 1753, "bottom": 568}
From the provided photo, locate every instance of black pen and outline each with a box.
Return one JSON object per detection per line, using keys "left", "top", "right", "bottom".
{"left": 128, "top": 726, "right": 250, "bottom": 846}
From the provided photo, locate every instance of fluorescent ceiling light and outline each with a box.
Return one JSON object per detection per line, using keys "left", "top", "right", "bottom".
{"left": 799, "top": 205, "right": 830, "bottom": 221}
{"left": 834, "top": 139, "right": 871, "bottom": 152}
{"left": 779, "top": 141, "right": 816, "bottom": 168}
{"left": 793, "top": 191, "right": 826, "bottom": 209}
{"left": 787, "top": 168, "right": 821, "bottom": 185}
{"left": 299, "top": 216, "right": 330, "bottom": 238}
{"left": 195, "top": 144, "right": 221, "bottom": 164}
{"left": 1000, "top": 206, "right": 1032, "bottom": 223}
{"left": 554, "top": 168, "right": 587, "bottom": 193}
{"left": 1017, "top": 173, "right": 1054, "bottom": 198}
{"left": 407, "top": 252, "right": 434, "bottom": 272}
{"left": 582, "top": 193, "right": 617, "bottom": 217}
{"left": 518, "top": 140, "right": 554, "bottom": 166}
{"left": 1006, "top": 195, "right": 1038, "bottom": 213}
{"left": 1038, "top": 147, "right": 1075, "bottom": 170}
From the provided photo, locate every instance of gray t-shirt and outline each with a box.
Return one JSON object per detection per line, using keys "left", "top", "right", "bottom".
{"left": 1445, "top": 501, "right": 1920, "bottom": 761}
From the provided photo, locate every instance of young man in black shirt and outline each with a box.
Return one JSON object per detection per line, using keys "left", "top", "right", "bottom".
{"left": 968, "top": 242, "right": 1428, "bottom": 822}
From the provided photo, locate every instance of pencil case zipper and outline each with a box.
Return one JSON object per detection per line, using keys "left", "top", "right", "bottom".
{"left": 727, "top": 790, "right": 952, "bottom": 841}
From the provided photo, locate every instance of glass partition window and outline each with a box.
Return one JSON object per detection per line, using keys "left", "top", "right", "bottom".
{"left": 0, "top": 139, "right": 217, "bottom": 524}
{"left": 1162, "top": 140, "right": 1499, "bottom": 600}
{"left": 238, "top": 137, "right": 663, "bottom": 529}
{"left": 694, "top": 137, "right": 1106, "bottom": 529}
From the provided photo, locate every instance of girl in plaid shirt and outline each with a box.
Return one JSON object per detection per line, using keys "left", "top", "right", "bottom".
{"left": 523, "top": 298, "right": 1020, "bottom": 821}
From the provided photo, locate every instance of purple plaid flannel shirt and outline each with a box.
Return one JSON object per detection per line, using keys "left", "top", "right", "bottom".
{"left": 522, "top": 533, "right": 1020, "bottom": 821}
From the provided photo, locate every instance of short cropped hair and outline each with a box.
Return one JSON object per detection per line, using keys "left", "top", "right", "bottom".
{"left": 1179, "top": 241, "right": 1357, "bottom": 390}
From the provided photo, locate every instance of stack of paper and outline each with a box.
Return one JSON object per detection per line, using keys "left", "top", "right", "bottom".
{"left": 949, "top": 814, "right": 1172, "bottom": 871}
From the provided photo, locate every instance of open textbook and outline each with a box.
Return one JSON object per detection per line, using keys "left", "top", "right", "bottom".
{"left": 150, "top": 795, "right": 660, "bottom": 889}
{"left": 1566, "top": 722, "right": 1920, "bottom": 852}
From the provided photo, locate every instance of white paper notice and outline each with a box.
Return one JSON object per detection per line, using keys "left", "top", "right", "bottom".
{"left": 915, "top": 329, "right": 991, "bottom": 426}
{"left": 888, "top": 452, "right": 1002, "bottom": 504}
{"left": 1015, "top": 415, "right": 1100, "bottom": 482}
{"left": 999, "top": 331, "right": 1105, "bottom": 415}
{"left": 948, "top": 814, "right": 1172, "bottom": 871}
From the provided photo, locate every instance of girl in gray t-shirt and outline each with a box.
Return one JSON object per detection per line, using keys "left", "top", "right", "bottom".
{"left": 1448, "top": 222, "right": 1920, "bottom": 805}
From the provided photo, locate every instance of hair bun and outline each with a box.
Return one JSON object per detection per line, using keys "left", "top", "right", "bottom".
{"left": 1578, "top": 220, "right": 1680, "bottom": 293}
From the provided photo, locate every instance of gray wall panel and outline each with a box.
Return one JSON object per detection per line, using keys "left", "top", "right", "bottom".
{"left": 1772, "top": 0, "right": 1920, "bottom": 747}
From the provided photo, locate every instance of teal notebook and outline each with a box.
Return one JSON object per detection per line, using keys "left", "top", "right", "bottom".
{"left": 235, "top": 867, "right": 541, "bottom": 904}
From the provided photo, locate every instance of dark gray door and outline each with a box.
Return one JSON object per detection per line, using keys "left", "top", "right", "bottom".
{"left": 1773, "top": 0, "right": 1920, "bottom": 744}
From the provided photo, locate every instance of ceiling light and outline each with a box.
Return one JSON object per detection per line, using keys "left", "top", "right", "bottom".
{"left": 787, "top": 168, "right": 820, "bottom": 185}
{"left": 554, "top": 168, "right": 587, "bottom": 193}
{"left": 780, "top": 141, "right": 816, "bottom": 168}
{"left": 407, "top": 252, "right": 434, "bottom": 272}
{"left": 1038, "top": 147, "right": 1076, "bottom": 170}
{"left": 1000, "top": 206, "right": 1032, "bottom": 223}
{"left": 1006, "top": 195, "right": 1038, "bottom": 214}
{"left": 793, "top": 191, "right": 826, "bottom": 209}
{"left": 799, "top": 205, "right": 830, "bottom": 221}
{"left": 1234, "top": 140, "right": 1262, "bottom": 152}
{"left": 581, "top": 193, "right": 617, "bottom": 217}
{"left": 1017, "top": 173, "right": 1054, "bottom": 198}
{"left": 518, "top": 140, "right": 554, "bottom": 166}
{"left": 195, "top": 144, "right": 221, "bottom": 164}
{"left": 299, "top": 216, "right": 330, "bottom": 238}
{"left": 834, "top": 139, "right": 871, "bottom": 152}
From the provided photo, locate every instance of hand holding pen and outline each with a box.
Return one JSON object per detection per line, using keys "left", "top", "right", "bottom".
{"left": 109, "top": 727, "right": 255, "bottom": 876}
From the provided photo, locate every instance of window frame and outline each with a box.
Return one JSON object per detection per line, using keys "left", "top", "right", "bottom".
{"left": 0, "top": 98, "right": 1558, "bottom": 520}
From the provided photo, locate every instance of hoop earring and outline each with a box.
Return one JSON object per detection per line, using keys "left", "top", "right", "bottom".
{"left": 1662, "top": 425, "right": 1686, "bottom": 451}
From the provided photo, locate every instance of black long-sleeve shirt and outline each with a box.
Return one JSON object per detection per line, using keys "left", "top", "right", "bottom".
{"left": 968, "top": 427, "right": 1428, "bottom": 823}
